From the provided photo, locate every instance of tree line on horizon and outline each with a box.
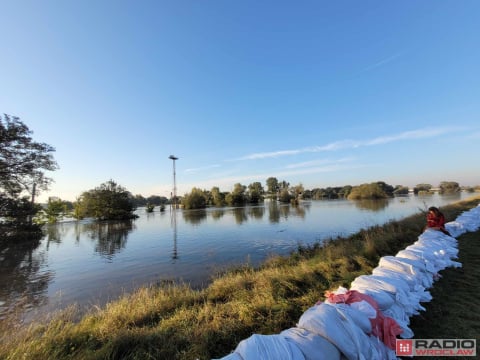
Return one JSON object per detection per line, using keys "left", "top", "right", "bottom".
{"left": 37, "top": 178, "right": 471, "bottom": 223}
{"left": 2, "top": 114, "right": 478, "bottom": 237}
{"left": 179, "top": 179, "right": 469, "bottom": 210}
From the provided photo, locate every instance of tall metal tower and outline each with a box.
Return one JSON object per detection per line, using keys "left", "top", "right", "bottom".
{"left": 168, "top": 155, "right": 178, "bottom": 208}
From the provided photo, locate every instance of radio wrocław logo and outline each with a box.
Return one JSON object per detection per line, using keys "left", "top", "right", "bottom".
{"left": 396, "top": 339, "right": 476, "bottom": 357}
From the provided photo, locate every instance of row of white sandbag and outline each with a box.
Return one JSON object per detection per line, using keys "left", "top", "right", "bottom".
{"left": 446, "top": 204, "right": 480, "bottom": 237}
{"left": 214, "top": 204, "right": 480, "bottom": 360}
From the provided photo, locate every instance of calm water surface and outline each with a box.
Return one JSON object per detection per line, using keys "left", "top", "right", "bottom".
{"left": 0, "top": 192, "right": 469, "bottom": 320}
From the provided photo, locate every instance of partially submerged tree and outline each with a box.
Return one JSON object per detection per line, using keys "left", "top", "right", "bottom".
{"left": 247, "top": 182, "right": 264, "bottom": 204}
{"left": 266, "top": 177, "right": 279, "bottom": 199}
{"left": 413, "top": 183, "right": 433, "bottom": 195}
{"left": 210, "top": 186, "right": 226, "bottom": 207}
{"left": 393, "top": 185, "right": 409, "bottom": 195}
{"left": 43, "top": 197, "right": 69, "bottom": 223}
{"left": 290, "top": 183, "right": 305, "bottom": 205}
{"left": 439, "top": 181, "right": 460, "bottom": 194}
{"left": 375, "top": 181, "right": 395, "bottom": 197}
{"left": 0, "top": 114, "right": 58, "bottom": 239}
{"left": 74, "top": 180, "right": 137, "bottom": 220}
{"left": 182, "top": 187, "right": 207, "bottom": 209}
{"left": 225, "top": 183, "right": 247, "bottom": 206}
{"left": 278, "top": 188, "right": 293, "bottom": 203}
{"left": 347, "top": 182, "right": 389, "bottom": 200}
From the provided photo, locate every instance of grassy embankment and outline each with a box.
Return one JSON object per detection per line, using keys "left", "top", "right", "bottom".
{"left": 1, "top": 195, "right": 479, "bottom": 360}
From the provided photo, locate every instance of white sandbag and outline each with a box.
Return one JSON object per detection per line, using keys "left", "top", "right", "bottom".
{"left": 350, "top": 274, "right": 424, "bottom": 314}
{"left": 367, "top": 335, "right": 398, "bottom": 360}
{"left": 417, "top": 232, "right": 459, "bottom": 257}
{"left": 297, "top": 303, "right": 376, "bottom": 360}
{"left": 348, "top": 287, "right": 395, "bottom": 311}
{"left": 372, "top": 267, "right": 432, "bottom": 302}
{"left": 413, "top": 238, "right": 460, "bottom": 272}
{"left": 330, "top": 303, "right": 372, "bottom": 334}
{"left": 391, "top": 255, "right": 428, "bottom": 272}
{"left": 405, "top": 244, "right": 449, "bottom": 273}
{"left": 396, "top": 249, "right": 437, "bottom": 274}
{"left": 350, "top": 275, "right": 398, "bottom": 294}
{"left": 281, "top": 327, "right": 341, "bottom": 360}
{"left": 364, "top": 274, "right": 425, "bottom": 316}
{"left": 445, "top": 221, "right": 466, "bottom": 238}
{"left": 399, "top": 246, "right": 440, "bottom": 273}
{"left": 323, "top": 287, "right": 379, "bottom": 317}
{"left": 389, "top": 256, "right": 434, "bottom": 289}
{"left": 450, "top": 207, "right": 480, "bottom": 232}
{"left": 378, "top": 256, "right": 433, "bottom": 288}
{"left": 326, "top": 305, "right": 383, "bottom": 360}
{"left": 372, "top": 266, "right": 420, "bottom": 291}
{"left": 349, "top": 300, "right": 377, "bottom": 320}
{"left": 378, "top": 256, "right": 416, "bottom": 276}
{"left": 382, "top": 303, "right": 414, "bottom": 339}
{"left": 418, "top": 237, "right": 459, "bottom": 255}
{"left": 232, "top": 334, "right": 305, "bottom": 360}
{"left": 381, "top": 255, "right": 430, "bottom": 274}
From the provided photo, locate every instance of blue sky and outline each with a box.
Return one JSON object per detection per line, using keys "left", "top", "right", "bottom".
{"left": 1, "top": 1, "right": 479, "bottom": 202}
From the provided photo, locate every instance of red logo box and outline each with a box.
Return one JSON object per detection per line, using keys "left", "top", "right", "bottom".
{"left": 397, "top": 339, "right": 413, "bottom": 356}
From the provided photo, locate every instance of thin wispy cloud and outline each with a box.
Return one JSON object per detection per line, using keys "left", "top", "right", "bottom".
{"left": 365, "top": 127, "right": 453, "bottom": 145}
{"left": 304, "top": 140, "right": 361, "bottom": 152}
{"left": 285, "top": 157, "right": 355, "bottom": 169}
{"left": 465, "top": 131, "right": 480, "bottom": 139}
{"left": 274, "top": 163, "right": 365, "bottom": 178}
{"left": 236, "top": 149, "right": 303, "bottom": 160}
{"left": 236, "top": 127, "right": 458, "bottom": 161}
{"left": 236, "top": 141, "right": 357, "bottom": 161}
{"left": 361, "top": 53, "right": 402, "bottom": 72}
{"left": 184, "top": 164, "right": 221, "bottom": 173}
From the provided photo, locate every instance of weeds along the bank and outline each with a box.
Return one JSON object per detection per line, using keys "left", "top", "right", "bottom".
{"left": 1, "top": 195, "right": 479, "bottom": 360}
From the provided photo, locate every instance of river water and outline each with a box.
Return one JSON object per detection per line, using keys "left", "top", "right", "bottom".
{"left": 0, "top": 192, "right": 470, "bottom": 321}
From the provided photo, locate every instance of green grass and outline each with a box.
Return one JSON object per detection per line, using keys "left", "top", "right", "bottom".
{"left": 1, "top": 196, "right": 479, "bottom": 360}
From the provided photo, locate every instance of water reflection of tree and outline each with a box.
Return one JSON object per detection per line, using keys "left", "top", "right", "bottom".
{"left": 233, "top": 207, "right": 248, "bottom": 224}
{"left": 43, "top": 222, "right": 72, "bottom": 246}
{"left": 268, "top": 201, "right": 280, "bottom": 223}
{"left": 0, "top": 235, "right": 51, "bottom": 318}
{"left": 267, "top": 202, "right": 291, "bottom": 222}
{"left": 439, "top": 192, "right": 462, "bottom": 201}
{"left": 83, "top": 220, "right": 134, "bottom": 259}
{"left": 301, "top": 201, "right": 312, "bottom": 211}
{"left": 291, "top": 204, "right": 306, "bottom": 218}
{"left": 279, "top": 204, "right": 291, "bottom": 219}
{"left": 210, "top": 209, "right": 225, "bottom": 220}
{"left": 353, "top": 198, "right": 389, "bottom": 211}
{"left": 182, "top": 209, "right": 207, "bottom": 225}
{"left": 248, "top": 206, "right": 265, "bottom": 220}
